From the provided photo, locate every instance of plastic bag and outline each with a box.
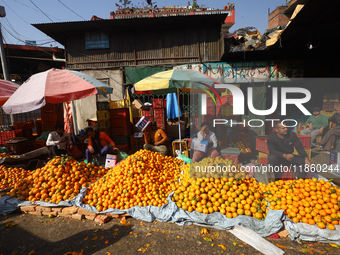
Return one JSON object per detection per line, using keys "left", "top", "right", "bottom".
{"left": 117, "top": 151, "right": 129, "bottom": 163}
{"left": 36, "top": 131, "right": 51, "bottom": 140}
{"left": 0, "top": 147, "right": 8, "bottom": 153}
{"left": 67, "top": 145, "right": 83, "bottom": 159}
{"left": 179, "top": 154, "right": 192, "bottom": 164}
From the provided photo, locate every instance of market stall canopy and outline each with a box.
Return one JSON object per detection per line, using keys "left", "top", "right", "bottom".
{"left": 0, "top": 79, "right": 19, "bottom": 106}
{"left": 134, "top": 69, "right": 225, "bottom": 143}
{"left": 2, "top": 69, "right": 113, "bottom": 114}
{"left": 134, "top": 69, "right": 224, "bottom": 95}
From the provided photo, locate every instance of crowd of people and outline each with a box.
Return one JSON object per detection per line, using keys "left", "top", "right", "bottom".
{"left": 44, "top": 104, "right": 340, "bottom": 178}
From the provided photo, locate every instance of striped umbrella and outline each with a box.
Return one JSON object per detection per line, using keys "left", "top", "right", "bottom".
{"left": 2, "top": 69, "right": 113, "bottom": 114}
{"left": 0, "top": 79, "right": 19, "bottom": 106}
{"left": 134, "top": 69, "right": 223, "bottom": 146}
{"left": 134, "top": 69, "right": 223, "bottom": 102}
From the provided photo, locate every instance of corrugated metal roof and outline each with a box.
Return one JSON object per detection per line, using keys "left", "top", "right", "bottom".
{"left": 271, "top": 0, "right": 340, "bottom": 49}
{"left": 33, "top": 14, "right": 228, "bottom": 46}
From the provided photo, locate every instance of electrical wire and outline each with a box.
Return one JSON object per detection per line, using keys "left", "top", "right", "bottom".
{"left": 1, "top": 0, "right": 31, "bottom": 25}
{"left": 3, "top": 16, "right": 52, "bottom": 43}
{"left": 1, "top": 30, "right": 12, "bottom": 44}
{"left": 1, "top": 25, "right": 63, "bottom": 59}
{"left": 2, "top": 0, "right": 62, "bottom": 22}
{"left": 57, "top": 0, "right": 86, "bottom": 21}
{"left": 1, "top": 0, "right": 62, "bottom": 46}
{"left": 12, "top": 0, "right": 42, "bottom": 12}
{"left": 29, "top": 0, "right": 54, "bottom": 22}
{"left": 2, "top": 18, "right": 25, "bottom": 41}
{"left": 2, "top": 20, "right": 58, "bottom": 46}
{"left": 6, "top": 1, "right": 145, "bottom": 84}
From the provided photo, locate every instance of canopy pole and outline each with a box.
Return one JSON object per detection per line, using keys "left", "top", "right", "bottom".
{"left": 71, "top": 101, "right": 78, "bottom": 136}
{"left": 0, "top": 23, "right": 14, "bottom": 124}
{"left": 177, "top": 88, "right": 182, "bottom": 155}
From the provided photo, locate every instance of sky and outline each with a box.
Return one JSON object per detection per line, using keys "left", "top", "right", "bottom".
{"left": 0, "top": 0, "right": 287, "bottom": 48}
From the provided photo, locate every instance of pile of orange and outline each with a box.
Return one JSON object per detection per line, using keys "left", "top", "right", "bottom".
{"left": 6, "top": 155, "right": 108, "bottom": 203}
{"left": 259, "top": 178, "right": 340, "bottom": 230}
{"left": 234, "top": 141, "right": 251, "bottom": 153}
{"left": 0, "top": 152, "right": 16, "bottom": 158}
{"left": 0, "top": 165, "right": 31, "bottom": 190}
{"left": 172, "top": 157, "right": 268, "bottom": 220}
{"left": 83, "top": 150, "right": 183, "bottom": 212}
{"left": 188, "top": 156, "right": 249, "bottom": 179}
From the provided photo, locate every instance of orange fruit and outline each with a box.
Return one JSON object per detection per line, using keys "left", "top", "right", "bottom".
{"left": 317, "top": 222, "right": 326, "bottom": 229}
{"left": 327, "top": 223, "right": 336, "bottom": 230}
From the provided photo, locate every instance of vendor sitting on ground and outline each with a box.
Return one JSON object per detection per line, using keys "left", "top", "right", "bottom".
{"left": 192, "top": 122, "right": 219, "bottom": 163}
{"left": 142, "top": 121, "right": 168, "bottom": 156}
{"left": 268, "top": 121, "right": 311, "bottom": 179}
{"left": 46, "top": 123, "right": 73, "bottom": 159}
{"left": 85, "top": 127, "right": 119, "bottom": 164}
{"left": 300, "top": 107, "right": 328, "bottom": 143}
{"left": 315, "top": 105, "right": 340, "bottom": 152}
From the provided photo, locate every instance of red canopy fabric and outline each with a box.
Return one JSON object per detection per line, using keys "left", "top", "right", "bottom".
{"left": 0, "top": 80, "right": 19, "bottom": 106}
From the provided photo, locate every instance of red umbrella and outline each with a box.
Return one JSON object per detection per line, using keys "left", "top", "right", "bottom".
{"left": 2, "top": 69, "right": 112, "bottom": 114}
{"left": 0, "top": 79, "right": 19, "bottom": 106}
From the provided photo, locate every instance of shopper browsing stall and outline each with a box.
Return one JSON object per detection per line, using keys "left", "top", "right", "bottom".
{"left": 268, "top": 122, "right": 311, "bottom": 178}
{"left": 192, "top": 122, "right": 220, "bottom": 163}
{"left": 142, "top": 121, "right": 168, "bottom": 156}
{"left": 46, "top": 123, "right": 73, "bottom": 159}
{"left": 85, "top": 127, "right": 118, "bottom": 165}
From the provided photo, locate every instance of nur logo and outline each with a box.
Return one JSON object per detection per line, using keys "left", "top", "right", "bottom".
{"left": 201, "top": 84, "right": 312, "bottom": 116}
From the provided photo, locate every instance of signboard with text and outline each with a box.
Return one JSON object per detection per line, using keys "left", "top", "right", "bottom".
{"left": 85, "top": 32, "right": 109, "bottom": 49}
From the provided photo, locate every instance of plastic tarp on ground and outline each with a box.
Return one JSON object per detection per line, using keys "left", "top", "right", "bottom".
{"left": 284, "top": 174, "right": 340, "bottom": 245}
{"left": 1, "top": 168, "right": 340, "bottom": 243}
{"left": 0, "top": 196, "right": 22, "bottom": 215}
{"left": 285, "top": 218, "right": 340, "bottom": 246}
{"left": 1, "top": 187, "right": 284, "bottom": 237}
{"left": 0, "top": 190, "right": 78, "bottom": 215}
{"left": 74, "top": 189, "right": 284, "bottom": 237}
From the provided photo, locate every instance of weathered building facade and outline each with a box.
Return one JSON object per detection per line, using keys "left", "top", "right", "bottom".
{"left": 33, "top": 11, "right": 232, "bottom": 131}
{"left": 34, "top": 13, "right": 230, "bottom": 100}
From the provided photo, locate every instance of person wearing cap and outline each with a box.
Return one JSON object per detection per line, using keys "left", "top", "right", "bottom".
{"left": 300, "top": 107, "right": 328, "bottom": 143}
{"left": 314, "top": 104, "right": 340, "bottom": 151}
{"left": 142, "top": 121, "right": 168, "bottom": 156}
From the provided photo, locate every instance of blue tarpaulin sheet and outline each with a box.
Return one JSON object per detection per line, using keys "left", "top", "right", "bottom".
{"left": 0, "top": 188, "right": 283, "bottom": 237}
{"left": 167, "top": 93, "right": 182, "bottom": 119}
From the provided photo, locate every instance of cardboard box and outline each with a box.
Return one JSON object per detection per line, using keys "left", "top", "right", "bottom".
{"left": 329, "top": 150, "right": 340, "bottom": 164}
{"left": 132, "top": 99, "right": 143, "bottom": 109}
{"left": 105, "top": 154, "right": 117, "bottom": 168}
{"left": 135, "top": 116, "right": 150, "bottom": 131}
{"left": 191, "top": 138, "right": 208, "bottom": 153}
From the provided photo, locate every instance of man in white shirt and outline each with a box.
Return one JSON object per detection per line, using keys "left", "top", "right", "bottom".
{"left": 192, "top": 122, "right": 220, "bottom": 162}
{"left": 46, "top": 123, "right": 73, "bottom": 159}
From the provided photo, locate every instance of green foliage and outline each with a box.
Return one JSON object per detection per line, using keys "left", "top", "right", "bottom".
{"left": 187, "top": 0, "right": 200, "bottom": 9}
{"left": 115, "top": 0, "right": 132, "bottom": 8}
{"left": 192, "top": 0, "right": 199, "bottom": 9}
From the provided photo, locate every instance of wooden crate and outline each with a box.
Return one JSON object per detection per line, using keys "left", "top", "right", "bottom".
{"left": 172, "top": 140, "right": 188, "bottom": 157}
{"left": 109, "top": 99, "right": 129, "bottom": 109}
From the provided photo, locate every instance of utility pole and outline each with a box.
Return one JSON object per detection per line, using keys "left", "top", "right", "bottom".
{"left": 0, "top": 6, "right": 14, "bottom": 124}
{"left": 0, "top": 6, "right": 9, "bottom": 81}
